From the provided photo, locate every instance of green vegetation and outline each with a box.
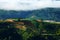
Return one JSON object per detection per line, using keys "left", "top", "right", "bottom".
{"left": 0, "top": 18, "right": 60, "bottom": 40}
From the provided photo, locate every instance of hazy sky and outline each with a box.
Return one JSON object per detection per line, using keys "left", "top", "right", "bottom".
{"left": 0, "top": 0, "right": 60, "bottom": 10}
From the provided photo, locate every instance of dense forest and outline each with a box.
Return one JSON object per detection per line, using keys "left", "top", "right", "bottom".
{"left": 0, "top": 18, "right": 60, "bottom": 40}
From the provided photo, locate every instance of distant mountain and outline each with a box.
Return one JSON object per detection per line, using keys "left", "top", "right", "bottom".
{"left": 0, "top": 10, "right": 32, "bottom": 19}
{"left": 0, "top": 8, "right": 60, "bottom": 21}
{"left": 27, "top": 8, "right": 60, "bottom": 21}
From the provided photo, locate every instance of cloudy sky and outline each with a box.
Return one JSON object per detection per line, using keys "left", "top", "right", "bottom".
{"left": 0, "top": 0, "right": 60, "bottom": 10}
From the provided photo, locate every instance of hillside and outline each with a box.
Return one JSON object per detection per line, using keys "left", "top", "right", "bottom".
{"left": 0, "top": 19, "right": 60, "bottom": 40}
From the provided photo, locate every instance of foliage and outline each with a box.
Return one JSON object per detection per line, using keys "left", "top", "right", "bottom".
{"left": 0, "top": 19, "right": 60, "bottom": 40}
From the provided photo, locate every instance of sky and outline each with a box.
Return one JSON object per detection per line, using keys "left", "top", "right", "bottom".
{"left": 0, "top": 0, "right": 60, "bottom": 10}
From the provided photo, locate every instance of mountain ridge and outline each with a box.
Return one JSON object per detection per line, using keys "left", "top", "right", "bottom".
{"left": 0, "top": 8, "right": 60, "bottom": 21}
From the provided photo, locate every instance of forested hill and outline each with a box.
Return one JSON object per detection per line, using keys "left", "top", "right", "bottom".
{"left": 0, "top": 8, "right": 60, "bottom": 21}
